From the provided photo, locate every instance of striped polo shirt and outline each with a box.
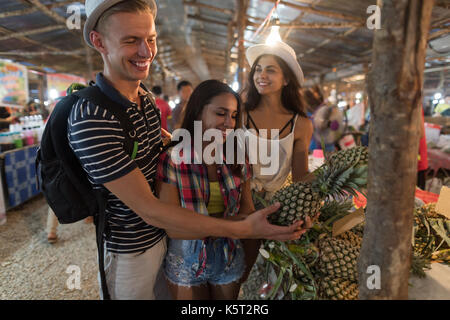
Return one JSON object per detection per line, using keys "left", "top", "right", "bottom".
{"left": 68, "top": 73, "right": 166, "bottom": 254}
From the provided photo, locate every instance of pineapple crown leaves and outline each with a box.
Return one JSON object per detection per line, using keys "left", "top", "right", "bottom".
{"left": 320, "top": 200, "right": 355, "bottom": 226}
{"left": 313, "top": 162, "right": 368, "bottom": 199}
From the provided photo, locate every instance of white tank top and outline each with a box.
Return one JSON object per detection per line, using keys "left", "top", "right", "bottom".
{"left": 243, "top": 114, "right": 298, "bottom": 198}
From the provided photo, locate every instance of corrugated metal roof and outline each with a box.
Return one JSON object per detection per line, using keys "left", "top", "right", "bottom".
{"left": 0, "top": 0, "right": 448, "bottom": 94}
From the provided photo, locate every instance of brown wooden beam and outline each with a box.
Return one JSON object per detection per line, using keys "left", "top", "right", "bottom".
{"left": 0, "top": 25, "right": 66, "bottom": 41}
{"left": 263, "top": 0, "right": 365, "bottom": 23}
{"left": 0, "top": 24, "right": 84, "bottom": 65}
{"left": 281, "top": 22, "right": 364, "bottom": 29}
{"left": 435, "top": 0, "right": 450, "bottom": 9}
{"left": 28, "top": 0, "right": 68, "bottom": 25}
{"left": 201, "top": 47, "right": 226, "bottom": 57}
{"left": 281, "top": 0, "right": 321, "bottom": 40}
{"left": 296, "top": 27, "right": 360, "bottom": 58}
{"left": 187, "top": 14, "right": 229, "bottom": 27}
{"left": 48, "top": 1, "right": 79, "bottom": 9}
{"left": 0, "top": 7, "right": 37, "bottom": 19}
{"left": 183, "top": 0, "right": 234, "bottom": 16}
{"left": 429, "top": 27, "right": 450, "bottom": 40}
{"left": 246, "top": 19, "right": 363, "bottom": 29}
{"left": 296, "top": 29, "right": 371, "bottom": 48}
{"left": 191, "top": 29, "right": 228, "bottom": 39}
{"left": 0, "top": 50, "right": 84, "bottom": 56}
{"left": 237, "top": 0, "right": 249, "bottom": 86}
{"left": 225, "top": 21, "right": 236, "bottom": 81}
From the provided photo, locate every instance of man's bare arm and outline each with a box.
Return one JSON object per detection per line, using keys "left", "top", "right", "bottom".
{"left": 104, "top": 168, "right": 305, "bottom": 240}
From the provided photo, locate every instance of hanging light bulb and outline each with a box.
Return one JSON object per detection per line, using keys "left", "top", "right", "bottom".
{"left": 265, "top": 15, "right": 281, "bottom": 45}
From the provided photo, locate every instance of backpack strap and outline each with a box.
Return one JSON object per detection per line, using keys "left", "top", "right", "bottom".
{"left": 73, "top": 86, "right": 139, "bottom": 160}
{"left": 94, "top": 188, "right": 111, "bottom": 300}
{"left": 147, "top": 92, "right": 162, "bottom": 126}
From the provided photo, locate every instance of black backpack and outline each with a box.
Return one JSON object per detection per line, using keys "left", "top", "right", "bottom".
{"left": 36, "top": 84, "right": 146, "bottom": 300}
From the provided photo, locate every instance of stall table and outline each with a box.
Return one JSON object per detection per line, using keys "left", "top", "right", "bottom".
{"left": 0, "top": 145, "right": 40, "bottom": 217}
{"left": 426, "top": 149, "right": 450, "bottom": 181}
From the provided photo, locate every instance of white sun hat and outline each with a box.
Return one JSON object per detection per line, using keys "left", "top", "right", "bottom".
{"left": 246, "top": 40, "right": 304, "bottom": 85}
{"left": 83, "top": 0, "right": 157, "bottom": 48}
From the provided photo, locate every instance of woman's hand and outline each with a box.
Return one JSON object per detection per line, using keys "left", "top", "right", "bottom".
{"left": 161, "top": 128, "right": 172, "bottom": 146}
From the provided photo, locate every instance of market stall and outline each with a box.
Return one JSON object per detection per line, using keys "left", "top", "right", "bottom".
{"left": 0, "top": 145, "right": 39, "bottom": 217}
{"left": 0, "top": 59, "right": 28, "bottom": 109}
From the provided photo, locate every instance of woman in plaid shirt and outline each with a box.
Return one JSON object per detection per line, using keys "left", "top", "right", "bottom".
{"left": 156, "top": 80, "right": 254, "bottom": 299}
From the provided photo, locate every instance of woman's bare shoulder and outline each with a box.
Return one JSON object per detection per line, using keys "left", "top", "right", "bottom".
{"left": 295, "top": 115, "right": 313, "bottom": 130}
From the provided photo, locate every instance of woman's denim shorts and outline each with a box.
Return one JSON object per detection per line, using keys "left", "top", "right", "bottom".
{"left": 164, "top": 238, "right": 245, "bottom": 287}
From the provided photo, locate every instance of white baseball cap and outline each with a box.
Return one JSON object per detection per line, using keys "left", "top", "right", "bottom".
{"left": 83, "top": 0, "right": 157, "bottom": 48}
{"left": 246, "top": 40, "right": 304, "bottom": 86}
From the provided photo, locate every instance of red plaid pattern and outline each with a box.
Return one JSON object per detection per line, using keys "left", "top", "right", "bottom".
{"left": 157, "top": 147, "right": 252, "bottom": 276}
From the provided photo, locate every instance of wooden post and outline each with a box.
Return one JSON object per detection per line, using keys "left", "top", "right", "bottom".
{"left": 237, "top": 0, "right": 249, "bottom": 88}
{"left": 359, "top": 0, "right": 434, "bottom": 299}
{"left": 225, "top": 21, "right": 235, "bottom": 82}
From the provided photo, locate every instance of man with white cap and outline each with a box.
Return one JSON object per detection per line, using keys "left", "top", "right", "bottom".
{"left": 72, "top": 0, "right": 309, "bottom": 300}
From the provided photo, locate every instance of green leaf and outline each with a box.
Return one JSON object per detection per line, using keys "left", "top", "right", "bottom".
{"left": 430, "top": 219, "right": 450, "bottom": 247}
{"left": 268, "top": 267, "right": 285, "bottom": 300}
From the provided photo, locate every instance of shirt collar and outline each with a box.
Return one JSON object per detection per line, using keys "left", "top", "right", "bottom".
{"left": 95, "top": 73, "right": 151, "bottom": 109}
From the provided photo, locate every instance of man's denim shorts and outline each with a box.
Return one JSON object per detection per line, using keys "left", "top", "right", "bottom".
{"left": 164, "top": 238, "right": 245, "bottom": 287}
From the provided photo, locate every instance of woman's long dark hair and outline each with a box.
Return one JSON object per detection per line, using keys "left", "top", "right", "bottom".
{"left": 243, "top": 54, "right": 307, "bottom": 118}
{"left": 176, "top": 79, "right": 243, "bottom": 176}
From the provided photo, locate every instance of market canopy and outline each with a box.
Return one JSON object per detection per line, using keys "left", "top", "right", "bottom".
{"left": 0, "top": 0, "right": 448, "bottom": 94}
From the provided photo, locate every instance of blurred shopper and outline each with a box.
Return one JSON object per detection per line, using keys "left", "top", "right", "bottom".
{"left": 152, "top": 85, "right": 172, "bottom": 131}
{"left": 302, "top": 85, "right": 335, "bottom": 152}
{"left": 168, "top": 80, "right": 193, "bottom": 132}
{"left": 0, "top": 107, "right": 15, "bottom": 131}
{"left": 417, "top": 106, "right": 428, "bottom": 190}
{"left": 434, "top": 95, "right": 450, "bottom": 116}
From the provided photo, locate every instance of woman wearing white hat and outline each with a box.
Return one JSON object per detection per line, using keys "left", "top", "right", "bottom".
{"left": 239, "top": 40, "right": 314, "bottom": 284}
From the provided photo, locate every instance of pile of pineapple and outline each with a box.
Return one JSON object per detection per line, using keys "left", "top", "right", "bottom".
{"left": 240, "top": 146, "right": 449, "bottom": 300}
{"left": 268, "top": 146, "right": 368, "bottom": 226}
{"left": 240, "top": 147, "right": 369, "bottom": 300}
{"left": 412, "top": 202, "right": 450, "bottom": 277}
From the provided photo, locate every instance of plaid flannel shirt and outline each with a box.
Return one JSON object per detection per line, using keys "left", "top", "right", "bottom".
{"left": 156, "top": 146, "right": 252, "bottom": 277}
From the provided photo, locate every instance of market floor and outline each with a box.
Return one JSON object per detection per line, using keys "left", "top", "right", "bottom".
{"left": 0, "top": 195, "right": 99, "bottom": 300}
{"left": 1, "top": 195, "right": 449, "bottom": 300}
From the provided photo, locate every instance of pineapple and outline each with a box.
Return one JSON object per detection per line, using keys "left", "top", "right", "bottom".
{"left": 327, "top": 146, "right": 368, "bottom": 168}
{"left": 349, "top": 223, "right": 365, "bottom": 238}
{"left": 318, "top": 276, "right": 359, "bottom": 300}
{"left": 281, "top": 173, "right": 293, "bottom": 189}
{"left": 269, "top": 147, "right": 368, "bottom": 226}
{"left": 316, "top": 237, "right": 359, "bottom": 282}
{"left": 238, "top": 261, "right": 265, "bottom": 300}
{"left": 337, "top": 230, "right": 363, "bottom": 248}
{"left": 269, "top": 182, "right": 323, "bottom": 225}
